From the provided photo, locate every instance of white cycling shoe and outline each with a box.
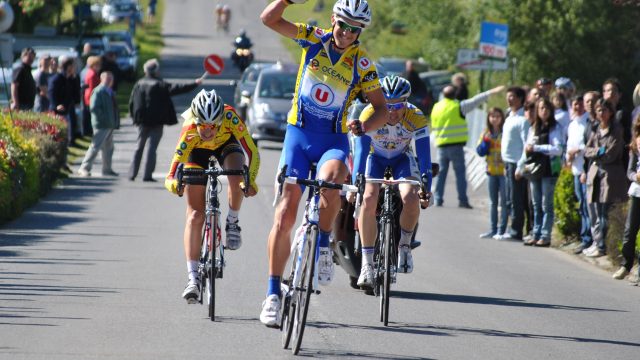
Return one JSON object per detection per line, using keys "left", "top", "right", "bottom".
{"left": 317, "top": 247, "right": 334, "bottom": 286}
{"left": 182, "top": 280, "right": 201, "bottom": 304}
{"left": 357, "top": 264, "right": 374, "bottom": 288}
{"left": 398, "top": 245, "right": 414, "bottom": 274}
{"left": 260, "top": 294, "right": 281, "bottom": 328}
{"left": 225, "top": 221, "right": 242, "bottom": 250}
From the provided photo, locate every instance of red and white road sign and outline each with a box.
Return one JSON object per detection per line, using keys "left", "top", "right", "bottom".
{"left": 203, "top": 54, "right": 224, "bottom": 75}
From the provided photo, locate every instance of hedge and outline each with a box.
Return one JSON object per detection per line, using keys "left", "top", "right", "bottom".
{"left": 0, "top": 111, "right": 67, "bottom": 224}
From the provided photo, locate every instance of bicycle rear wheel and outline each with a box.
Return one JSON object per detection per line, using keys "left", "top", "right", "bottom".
{"left": 291, "top": 224, "right": 318, "bottom": 355}
{"left": 381, "top": 219, "right": 392, "bottom": 326}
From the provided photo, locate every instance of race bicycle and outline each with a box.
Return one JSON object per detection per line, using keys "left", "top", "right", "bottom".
{"left": 364, "top": 167, "right": 428, "bottom": 326}
{"left": 277, "top": 164, "right": 361, "bottom": 355}
{"left": 177, "top": 158, "right": 248, "bottom": 321}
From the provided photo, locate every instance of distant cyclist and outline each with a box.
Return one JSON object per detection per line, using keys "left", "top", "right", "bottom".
{"left": 215, "top": 4, "right": 231, "bottom": 32}
{"left": 259, "top": 0, "right": 389, "bottom": 327}
{"left": 352, "top": 76, "right": 432, "bottom": 288}
{"left": 164, "top": 89, "right": 260, "bottom": 303}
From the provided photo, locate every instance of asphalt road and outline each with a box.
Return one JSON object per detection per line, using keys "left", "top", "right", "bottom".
{"left": 1, "top": 1, "right": 640, "bottom": 359}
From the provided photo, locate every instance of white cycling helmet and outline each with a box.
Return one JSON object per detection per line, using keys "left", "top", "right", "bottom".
{"left": 333, "top": 0, "right": 371, "bottom": 28}
{"left": 191, "top": 89, "right": 224, "bottom": 125}
{"left": 381, "top": 76, "right": 411, "bottom": 100}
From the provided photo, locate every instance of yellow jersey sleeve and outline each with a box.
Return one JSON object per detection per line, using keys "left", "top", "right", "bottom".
{"left": 223, "top": 106, "right": 261, "bottom": 193}
{"left": 293, "top": 23, "right": 326, "bottom": 45}
{"left": 356, "top": 50, "right": 381, "bottom": 94}
{"left": 164, "top": 109, "right": 200, "bottom": 194}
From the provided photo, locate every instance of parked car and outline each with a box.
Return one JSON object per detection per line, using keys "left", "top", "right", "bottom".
{"left": 231, "top": 61, "right": 275, "bottom": 120}
{"left": 77, "top": 34, "right": 110, "bottom": 57}
{"left": 417, "top": 70, "right": 453, "bottom": 115}
{"left": 377, "top": 57, "right": 429, "bottom": 77}
{"left": 109, "top": 41, "right": 138, "bottom": 80}
{"left": 103, "top": 30, "right": 137, "bottom": 52}
{"left": 0, "top": 67, "right": 11, "bottom": 107}
{"left": 14, "top": 46, "right": 81, "bottom": 76}
{"left": 246, "top": 63, "right": 297, "bottom": 143}
{"left": 102, "top": 0, "right": 143, "bottom": 24}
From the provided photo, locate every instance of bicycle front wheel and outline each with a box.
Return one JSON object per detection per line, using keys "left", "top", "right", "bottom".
{"left": 207, "top": 215, "right": 219, "bottom": 321}
{"left": 281, "top": 251, "right": 298, "bottom": 348}
{"left": 381, "top": 219, "right": 392, "bottom": 326}
{"left": 291, "top": 224, "right": 318, "bottom": 355}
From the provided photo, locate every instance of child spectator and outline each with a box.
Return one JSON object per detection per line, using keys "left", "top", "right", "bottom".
{"left": 566, "top": 95, "right": 593, "bottom": 254}
{"left": 613, "top": 119, "right": 640, "bottom": 280}
{"left": 477, "top": 107, "right": 508, "bottom": 239}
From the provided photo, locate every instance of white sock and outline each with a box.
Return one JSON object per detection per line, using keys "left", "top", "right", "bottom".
{"left": 399, "top": 228, "right": 413, "bottom": 247}
{"left": 227, "top": 208, "right": 239, "bottom": 223}
{"left": 362, "top": 246, "right": 375, "bottom": 267}
{"left": 187, "top": 260, "right": 199, "bottom": 282}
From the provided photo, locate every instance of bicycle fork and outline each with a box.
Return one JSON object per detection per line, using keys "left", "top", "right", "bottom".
{"left": 292, "top": 195, "right": 322, "bottom": 297}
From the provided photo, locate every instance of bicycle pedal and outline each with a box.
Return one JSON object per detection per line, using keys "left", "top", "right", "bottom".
{"left": 410, "top": 240, "right": 422, "bottom": 249}
{"left": 314, "top": 290, "right": 321, "bottom": 295}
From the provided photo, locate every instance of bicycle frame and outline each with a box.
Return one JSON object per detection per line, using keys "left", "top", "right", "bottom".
{"left": 364, "top": 174, "right": 421, "bottom": 326}
{"left": 277, "top": 165, "right": 360, "bottom": 354}
{"left": 178, "top": 158, "right": 248, "bottom": 321}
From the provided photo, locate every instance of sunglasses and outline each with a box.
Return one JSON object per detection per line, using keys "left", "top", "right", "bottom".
{"left": 386, "top": 102, "right": 406, "bottom": 111}
{"left": 197, "top": 122, "right": 218, "bottom": 129}
{"left": 336, "top": 20, "right": 362, "bottom": 34}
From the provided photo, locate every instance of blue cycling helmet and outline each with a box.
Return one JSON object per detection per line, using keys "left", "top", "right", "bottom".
{"left": 381, "top": 76, "right": 411, "bottom": 100}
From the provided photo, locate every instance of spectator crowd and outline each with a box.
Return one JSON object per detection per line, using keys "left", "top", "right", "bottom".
{"left": 10, "top": 45, "right": 202, "bottom": 182}
{"left": 458, "top": 76, "right": 640, "bottom": 283}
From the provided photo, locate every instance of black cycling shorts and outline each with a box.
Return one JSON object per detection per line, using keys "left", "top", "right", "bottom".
{"left": 184, "top": 138, "right": 244, "bottom": 186}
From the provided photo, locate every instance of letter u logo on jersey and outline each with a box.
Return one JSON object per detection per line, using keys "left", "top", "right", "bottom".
{"left": 310, "top": 83, "right": 334, "bottom": 107}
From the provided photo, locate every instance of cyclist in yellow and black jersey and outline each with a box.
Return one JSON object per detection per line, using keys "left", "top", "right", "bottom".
{"left": 164, "top": 89, "right": 260, "bottom": 303}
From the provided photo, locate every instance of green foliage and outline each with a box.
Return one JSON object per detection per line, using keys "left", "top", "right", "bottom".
{"left": 283, "top": 0, "right": 640, "bottom": 98}
{"left": 497, "top": 0, "right": 640, "bottom": 96}
{"left": 553, "top": 167, "right": 580, "bottom": 241}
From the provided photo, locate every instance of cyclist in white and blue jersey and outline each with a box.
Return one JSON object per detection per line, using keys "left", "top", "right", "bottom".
{"left": 352, "top": 76, "right": 433, "bottom": 288}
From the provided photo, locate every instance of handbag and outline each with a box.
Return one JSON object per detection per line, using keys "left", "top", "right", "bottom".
{"left": 522, "top": 159, "right": 543, "bottom": 180}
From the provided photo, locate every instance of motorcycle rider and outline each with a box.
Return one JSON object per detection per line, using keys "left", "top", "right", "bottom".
{"left": 231, "top": 29, "right": 254, "bottom": 72}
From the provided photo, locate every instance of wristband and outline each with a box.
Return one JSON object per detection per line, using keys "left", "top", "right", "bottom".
{"left": 282, "top": 0, "right": 292, "bottom": 5}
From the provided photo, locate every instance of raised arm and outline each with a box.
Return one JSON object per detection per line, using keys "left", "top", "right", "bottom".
{"left": 360, "top": 88, "right": 388, "bottom": 133}
{"left": 260, "top": 0, "right": 301, "bottom": 39}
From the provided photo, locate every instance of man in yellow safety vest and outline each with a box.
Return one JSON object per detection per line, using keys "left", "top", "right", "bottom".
{"left": 431, "top": 84, "right": 504, "bottom": 208}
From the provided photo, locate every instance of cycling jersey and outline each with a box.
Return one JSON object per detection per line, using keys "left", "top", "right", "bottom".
{"left": 289, "top": 23, "right": 381, "bottom": 134}
{"left": 353, "top": 102, "right": 433, "bottom": 190}
{"left": 164, "top": 105, "right": 260, "bottom": 193}
{"left": 360, "top": 103, "right": 429, "bottom": 159}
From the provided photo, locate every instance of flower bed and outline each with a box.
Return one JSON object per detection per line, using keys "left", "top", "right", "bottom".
{"left": 0, "top": 110, "right": 67, "bottom": 223}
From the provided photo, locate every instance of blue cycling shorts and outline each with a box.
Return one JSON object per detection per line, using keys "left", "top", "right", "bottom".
{"left": 365, "top": 152, "right": 419, "bottom": 180}
{"left": 279, "top": 124, "right": 349, "bottom": 180}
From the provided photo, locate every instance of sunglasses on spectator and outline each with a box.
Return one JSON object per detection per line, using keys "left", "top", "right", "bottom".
{"left": 336, "top": 19, "right": 363, "bottom": 34}
{"left": 386, "top": 102, "right": 406, "bottom": 111}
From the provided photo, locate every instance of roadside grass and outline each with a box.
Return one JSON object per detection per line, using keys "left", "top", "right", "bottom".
{"left": 67, "top": 136, "right": 92, "bottom": 164}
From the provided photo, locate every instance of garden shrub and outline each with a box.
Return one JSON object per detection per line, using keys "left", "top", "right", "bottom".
{"left": 553, "top": 167, "right": 580, "bottom": 242}
{"left": 0, "top": 111, "right": 67, "bottom": 223}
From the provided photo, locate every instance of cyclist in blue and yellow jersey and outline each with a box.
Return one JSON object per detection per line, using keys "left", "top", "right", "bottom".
{"left": 164, "top": 89, "right": 260, "bottom": 303}
{"left": 259, "top": 0, "right": 389, "bottom": 326}
{"left": 352, "top": 76, "right": 433, "bottom": 288}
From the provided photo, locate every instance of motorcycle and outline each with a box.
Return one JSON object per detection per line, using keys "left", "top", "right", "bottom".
{"left": 332, "top": 163, "right": 439, "bottom": 290}
{"left": 231, "top": 31, "right": 254, "bottom": 72}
